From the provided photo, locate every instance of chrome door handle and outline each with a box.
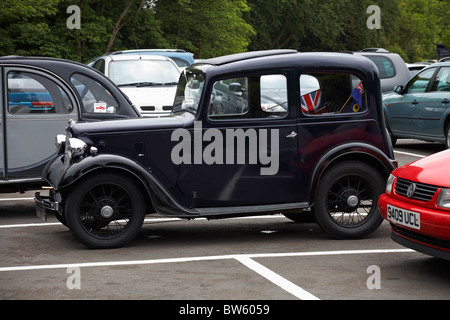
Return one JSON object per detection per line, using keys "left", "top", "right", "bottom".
{"left": 286, "top": 131, "right": 297, "bottom": 138}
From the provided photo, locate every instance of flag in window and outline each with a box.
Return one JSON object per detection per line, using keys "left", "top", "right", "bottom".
{"left": 350, "top": 82, "right": 363, "bottom": 110}
{"left": 301, "top": 89, "right": 326, "bottom": 114}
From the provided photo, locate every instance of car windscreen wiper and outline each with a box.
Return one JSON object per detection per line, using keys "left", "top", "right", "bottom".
{"left": 118, "top": 82, "right": 160, "bottom": 87}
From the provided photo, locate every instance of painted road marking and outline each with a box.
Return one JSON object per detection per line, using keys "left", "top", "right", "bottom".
{"left": 0, "top": 249, "right": 414, "bottom": 300}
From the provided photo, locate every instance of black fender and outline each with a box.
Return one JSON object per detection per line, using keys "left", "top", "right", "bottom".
{"left": 44, "top": 154, "right": 198, "bottom": 217}
{"left": 309, "top": 142, "right": 396, "bottom": 203}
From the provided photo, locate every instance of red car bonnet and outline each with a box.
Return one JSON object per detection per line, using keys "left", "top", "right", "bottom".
{"left": 393, "top": 149, "right": 450, "bottom": 188}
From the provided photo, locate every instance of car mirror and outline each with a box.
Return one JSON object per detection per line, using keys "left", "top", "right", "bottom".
{"left": 394, "top": 85, "right": 404, "bottom": 94}
{"left": 229, "top": 82, "right": 242, "bottom": 92}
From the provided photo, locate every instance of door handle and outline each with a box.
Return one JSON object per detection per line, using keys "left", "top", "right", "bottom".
{"left": 286, "top": 131, "right": 297, "bottom": 138}
{"left": 411, "top": 100, "right": 418, "bottom": 105}
{"left": 442, "top": 99, "right": 449, "bottom": 104}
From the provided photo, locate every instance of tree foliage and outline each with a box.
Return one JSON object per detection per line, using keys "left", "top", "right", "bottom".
{"left": 0, "top": 0, "right": 448, "bottom": 63}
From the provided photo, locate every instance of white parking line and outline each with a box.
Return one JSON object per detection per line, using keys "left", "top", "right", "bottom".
{"left": 394, "top": 150, "right": 426, "bottom": 158}
{"left": 236, "top": 256, "right": 320, "bottom": 300}
{"left": 0, "top": 248, "right": 413, "bottom": 300}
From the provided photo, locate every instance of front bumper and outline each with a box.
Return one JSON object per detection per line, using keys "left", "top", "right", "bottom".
{"left": 378, "top": 193, "right": 450, "bottom": 259}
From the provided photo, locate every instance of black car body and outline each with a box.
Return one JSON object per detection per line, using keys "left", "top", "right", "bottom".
{"left": 35, "top": 50, "right": 397, "bottom": 248}
{"left": 0, "top": 56, "right": 140, "bottom": 193}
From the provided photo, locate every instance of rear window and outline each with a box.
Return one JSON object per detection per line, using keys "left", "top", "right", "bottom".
{"left": 363, "top": 55, "right": 396, "bottom": 79}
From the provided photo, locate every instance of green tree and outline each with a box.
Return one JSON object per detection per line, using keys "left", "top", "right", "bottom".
{"left": 154, "top": 0, "right": 255, "bottom": 58}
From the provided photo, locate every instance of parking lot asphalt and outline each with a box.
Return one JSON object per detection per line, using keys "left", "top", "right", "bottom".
{"left": 1, "top": 140, "right": 450, "bottom": 305}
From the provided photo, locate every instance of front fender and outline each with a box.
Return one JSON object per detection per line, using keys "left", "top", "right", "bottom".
{"left": 44, "top": 154, "right": 198, "bottom": 217}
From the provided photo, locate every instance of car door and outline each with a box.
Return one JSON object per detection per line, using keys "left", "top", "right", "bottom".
{"left": 418, "top": 66, "right": 450, "bottom": 138}
{"left": 193, "top": 73, "right": 300, "bottom": 207}
{"left": 388, "top": 67, "right": 436, "bottom": 136}
{"left": 3, "top": 67, "right": 78, "bottom": 179}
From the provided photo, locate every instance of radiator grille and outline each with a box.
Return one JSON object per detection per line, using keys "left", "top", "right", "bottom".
{"left": 395, "top": 178, "right": 439, "bottom": 202}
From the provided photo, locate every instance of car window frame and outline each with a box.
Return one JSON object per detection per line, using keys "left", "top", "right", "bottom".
{"left": 5, "top": 67, "right": 78, "bottom": 117}
{"left": 298, "top": 70, "right": 368, "bottom": 118}
{"left": 405, "top": 67, "right": 438, "bottom": 94}
{"left": 70, "top": 72, "right": 121, "bottom": 116}
{"left": 205, "top": 71, "right": 291, "bottom": 122}
{"left": 430, "top": 66, "right": 450, "bottom": 92}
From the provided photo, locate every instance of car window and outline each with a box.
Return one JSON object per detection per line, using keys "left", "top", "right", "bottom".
{"left": 70, "top": 73, "right": 119, "bottom": 114}
{"left": 7, "top": 71, "right": 73, "bottom": 114}
{"left": 362, "top": 55, "right": 396, "bottom": 79}
{"left": 405, "top": 68, "right": 436, "bottom": 93}
{"left": 169, "top": 57, "right": 190, "bottom": 69}
{"left": 300, "top": 73, "right": 366, "bottom": 115}
{"left": 430, "top": 67, "right": 450, "bottom": 92}
{"left": 92, "top": 59, "right": 105, "bottom": 73}
{"left": 109, "top": 60, "right": 180, "bottom": 86}
{"left": 208, "top": 74, "right": 288, "bottom": 120}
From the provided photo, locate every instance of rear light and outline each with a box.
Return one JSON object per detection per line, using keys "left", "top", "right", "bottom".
{"left": 31, "top": 101, "right": 54, "bottom": 106}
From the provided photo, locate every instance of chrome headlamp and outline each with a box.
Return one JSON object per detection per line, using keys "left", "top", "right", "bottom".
{"left": 66, "top": 138, "right": 88, "bottom": 161}
{"left": 55, "top": 134, "right": 67, "bottom": 154}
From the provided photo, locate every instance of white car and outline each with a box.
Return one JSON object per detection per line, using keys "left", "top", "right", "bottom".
{"left": 91, "top": 54, "right": 181, "bottom": 117}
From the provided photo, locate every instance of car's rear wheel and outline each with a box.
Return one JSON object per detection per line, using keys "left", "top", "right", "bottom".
{"left": 314, "top": 161, "right": 385, "bottom": 239}
{"left": 65, "top": 173, "right": 146, "bottom": 249}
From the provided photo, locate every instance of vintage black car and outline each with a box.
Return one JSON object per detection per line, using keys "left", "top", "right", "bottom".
{"left": 35, "top": 50, "right": 397, "bottom": 248}
{"left": 0, "top": 56, "right": 140, "bottom": 193}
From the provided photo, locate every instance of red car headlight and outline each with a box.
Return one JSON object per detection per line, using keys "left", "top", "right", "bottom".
{"left": 437, "top": 188, "right": 450, "bottom": 209}
{"left": 385, "top": 174, "right": 396, "bottom": 194}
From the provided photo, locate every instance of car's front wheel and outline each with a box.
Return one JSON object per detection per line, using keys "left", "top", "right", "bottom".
{"left": 445, "top": 124, "right": 450, "bottom": 149}
{"left": 65, "top": 173, "right": 146, "bottom": 249}
{"left": 314, "top": 161, "right": 385, "bottom": 239}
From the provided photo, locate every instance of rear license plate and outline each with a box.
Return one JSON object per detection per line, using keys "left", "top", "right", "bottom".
{"left": 387, "top": 204, "right": 420, "bottom": 230}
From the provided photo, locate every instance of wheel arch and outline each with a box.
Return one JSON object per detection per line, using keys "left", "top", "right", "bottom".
{"left": 57, "top": 154, "right": 197, "bottom": 217}
{"left": 309, "top": 143, "right": 395, "bottom": 204}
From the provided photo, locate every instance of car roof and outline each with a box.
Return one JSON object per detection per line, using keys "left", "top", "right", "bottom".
{"left": 197, "top": 49, "right": 298, "bottom": 66}
{"left": 109, "top": 49, "right": 195, "bottom": 63}
{"left": 106, "top": 54, "right": 171, "bottom": 62}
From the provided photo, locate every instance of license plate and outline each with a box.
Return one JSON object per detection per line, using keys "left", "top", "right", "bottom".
{"left": 36, "top": 205, "right": 48, "bottom": 222}
{"left": 387, "top": 204, "right": 420, "bottom": 230}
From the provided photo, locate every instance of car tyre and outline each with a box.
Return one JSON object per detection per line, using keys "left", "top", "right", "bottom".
{"left": 314, "top": 161, "right": 385, "bottom": 239}
{"left": 65, "top": 173, "right": 146, "bottom": 249}
{"left": 445, "top": 124, "right": 450, "bottom": 149}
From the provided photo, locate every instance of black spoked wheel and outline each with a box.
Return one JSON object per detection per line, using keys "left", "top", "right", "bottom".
{"left": 314, "top": 161, "right": 385, "bottom": 239}
{"left": 65, "top": 173, "right": 146, "bottom": 249}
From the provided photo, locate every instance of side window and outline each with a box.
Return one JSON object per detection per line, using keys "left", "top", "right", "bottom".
{"left": 405, "top": 68, "right": 436, "bottom": 93}
{"left": 92, "top": 59, "right": 105, "bottom": 74}
{"left": 363, "top": 56, "right": 396, "bottom": 79}
{"left": 300, "top": 73, "right": 366, "bottom": 115}
{"left": 430, "top": 67, "right": 450, "bottom": 92}
{"left": 208, "top": 74, "right": 288, "bottom": 119}
{"left": 70, "top": 73, "right": 119, "bottom": 114}
{"left": 7, "top": 71, "right": 73, "bottom": 114}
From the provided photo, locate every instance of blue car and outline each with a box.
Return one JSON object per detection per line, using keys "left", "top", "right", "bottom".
{"left": 383, "top": 61, "right": 450, "bottom": 147}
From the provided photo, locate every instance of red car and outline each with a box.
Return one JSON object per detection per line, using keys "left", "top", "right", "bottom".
{"left": 378, "top": 149, "right": 450, "bottom": 261}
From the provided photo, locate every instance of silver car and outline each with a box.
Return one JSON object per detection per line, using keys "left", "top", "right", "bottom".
{"left": 0, "top": 56, "right": 139, "bottom": 193}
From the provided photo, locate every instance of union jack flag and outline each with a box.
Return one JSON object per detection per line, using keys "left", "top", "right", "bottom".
{"left": 301, "top": 89, "right": 326, "bottom": 114}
